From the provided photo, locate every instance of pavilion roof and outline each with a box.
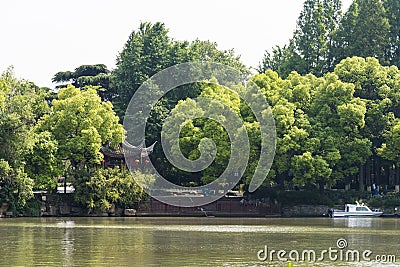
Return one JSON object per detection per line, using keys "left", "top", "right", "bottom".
{"left": 100, "top": 140, "right": 156, "bottom": 158}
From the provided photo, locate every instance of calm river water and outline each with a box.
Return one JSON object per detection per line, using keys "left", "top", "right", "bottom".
{"left": 0, "top": 217, "right": 399, "bottom": 266}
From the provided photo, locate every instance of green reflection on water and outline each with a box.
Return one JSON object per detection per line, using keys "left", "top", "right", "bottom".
{"left": 0, "top": 217, "right": 399, "bottom": 267}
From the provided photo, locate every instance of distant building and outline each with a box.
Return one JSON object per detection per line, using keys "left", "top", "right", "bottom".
{"left": 100, "top": 140, "right": 156, "bottom": 168}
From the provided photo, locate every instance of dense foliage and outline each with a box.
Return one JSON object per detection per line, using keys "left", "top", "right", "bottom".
{"left": 0, "top": 68, "right": 50, "bottom": 210}
{"left": 112, "top": 22, "right": 250, "bottom": 183}
{"left": 260, "top": 0, "right": 400, "bottom": 77}
{"left": 74, "top": 168, "right": 154, "bottom": 211}
{"left": 52, "top": 64, "right": 112, "bottom": 101}
{"left": 4, "top": 0, "right": 400, "bottom": 212}
{"left": 0, "top": 70, "right": 144, "bottom": 213}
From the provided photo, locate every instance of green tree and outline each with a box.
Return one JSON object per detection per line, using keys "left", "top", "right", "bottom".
{"left": 112, "top": 22, "right": 248, "bottom": 120}
{"left": 258, "top": 42, "right": 302, "bottom": 78}
{"left": 113, "top": 22, "right": 248, "bottom": 186}
{"left": 37, "top": 85, "right": 124, "bottom": 190}
{"left": 74, "top": 168, "right": 153, "bottom": 211}
{"left": 251, "top": 66, "right": 369, "bottom": 190}
{"left": 251, "top": 71, "right": 315, "bottom": 188}
{"left": 161, "top": 82, "right": 244, "bottom": 186}
{"left": 293, "top": 0, "right": 342, "bottom": 75}
{"left": 259, "top": 0, "right": 341, "bottom": 77}
{"left": 334, "top": 57, "right": 400, "bottom": 189}
{"left": 25, "top": 131, "right": 61, "bottom": 191}
{"left": 112, "top": 22, "right": 173, "bottom": 119}
{"left": 383, "top": 0, "right": 400, "bottom": 67}
{"left": 187, "top": 40, "right": 248, "bottom": 74}
{"left": 310, "top": 72, "right": 369, "bottom": 188}
{"left": 52, "top": 64, "right": 112, "bottom": 101}
{"left": 333, "top": 0, "right": 390, "bottom": 66}
{"left": 323, "top": 0, "right": 343, "bottom": 70}
{"left": 378, "top": 119, "right": 400, "bottom": 165}
{"left": 0, "top": 68, "right": 49, "bottom": 208}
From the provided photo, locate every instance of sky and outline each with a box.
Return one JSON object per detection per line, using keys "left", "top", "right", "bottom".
{"left": 1, "top": 0, "right": 352, "bottom": 88}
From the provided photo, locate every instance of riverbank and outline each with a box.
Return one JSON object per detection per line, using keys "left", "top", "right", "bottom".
{"left": 1, "top": 194, "right": 281, "bottom": 218}
{"left": 2, "top": 189, "right": 400, "bottom": 218}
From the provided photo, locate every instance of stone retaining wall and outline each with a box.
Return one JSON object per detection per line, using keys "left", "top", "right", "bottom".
{"left": 281, "top": 205, "right": 329, "bottom": 217}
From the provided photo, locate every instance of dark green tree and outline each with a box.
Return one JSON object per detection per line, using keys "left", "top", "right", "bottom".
{"left": 293, "top": 0, "right": 341, "bottom": 75}
{"left": 112, "top": 22, "right": 248, "bottom": 120}
{"left": 113, "top": 22, "right": 248, "bottom": 186}
{"left": 112, "top": 22, "right": 173, "bottom": 119}
{"left": 258, "top": 42, "right": 302, "bottom": 78}
{"left": 259, "top": 0, "right": 341, "bottom": 77}
{"left": 323, "top": 0, "right": 344, "bottom": 70}
{"left": 52, "top": 64, "right": 112, "bottom": 101}
{"left": 383, "top": 0, "right": 400, "bottom": 67}
{"left": 332, "top": 0, "right": 390, "bottom": 66}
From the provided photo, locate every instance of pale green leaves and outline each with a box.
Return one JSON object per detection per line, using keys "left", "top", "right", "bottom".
{"left": 75, "top": 168, "right": 154, "bottom": 210}
{"left": 378, "top": 121, "right": 400, "bottom": 165}
{"left": 39, "top": 84, "right": 124, "bottom": 166}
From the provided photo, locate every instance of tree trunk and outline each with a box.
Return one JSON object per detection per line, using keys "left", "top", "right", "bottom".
{"left": 396, "top": 166, "right": 400, "bottom": 192}
{"left": 359, "top": 164, "right": 365, "bottom": 191}
{"left": 366, "top": 161, "right": 371, "bottom": 189}
{"left": 376, "top": 158, "right": 381, "bottom": 187}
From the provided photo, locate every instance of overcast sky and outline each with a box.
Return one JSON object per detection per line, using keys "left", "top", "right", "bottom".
{"left": 1, "top": 0, "right": 352, "bottom": 88}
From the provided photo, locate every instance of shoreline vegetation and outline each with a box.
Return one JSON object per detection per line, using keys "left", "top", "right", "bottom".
{"left": 2, "top": 189, "right": 400, "bottom": 218}
{"left": 3, "top": 0, "right": 400, "bottom": 218}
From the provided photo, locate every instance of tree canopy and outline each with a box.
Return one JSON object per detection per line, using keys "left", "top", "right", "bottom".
{"left": 0, "top": 68, "right": 50, "bottom": 207}
{"left": 52, "top": 64, "right": 112, "bottom": 101}
{"left": 260, "top": 0, "right": 400, "bottom": 77}
{"left": 112, "top": 22, "right": 248, "bottom": 120}
{"left": 38, "top": 84, "right": 123, "bottom": 169}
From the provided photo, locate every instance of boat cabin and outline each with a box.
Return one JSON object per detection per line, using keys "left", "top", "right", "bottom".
{"left": 345, "top": 203, "right": 371, "bottom": 213}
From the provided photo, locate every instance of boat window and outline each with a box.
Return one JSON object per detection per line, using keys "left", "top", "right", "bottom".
{"left": 356, "top": 207, "right": 368, "bottom": 211}
{"left": 346, "top": 206, "right": 349, "bottom": 212}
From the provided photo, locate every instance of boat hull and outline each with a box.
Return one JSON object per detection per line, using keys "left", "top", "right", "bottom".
{"left": 331, "top": 211, "right": 383, "bottom": 218}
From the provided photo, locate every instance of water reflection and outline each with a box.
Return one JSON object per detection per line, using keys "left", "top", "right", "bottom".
{"left": 333, "top": 217, "right": 374, "bottom": 228}
{"left": 61, "top": 223, "right": 75, "bottom": 266}
{"left": 331, "top": 217, "right": 392, "bottom": 232}
{"left": 57, "top": 220, "right": 75, "bottom": 228}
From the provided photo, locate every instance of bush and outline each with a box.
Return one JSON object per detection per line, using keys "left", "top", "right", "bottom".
{"left": 368, "top": 197, "right": 400, "bottom": 208}
{"left": 21, "top": 199, "right": 42, "bottom": 217}
{"left": 248, "top": 186, "right": 278, "bottom": 200}
{"left": 277, "top": 190, "right": 334, "bottom": 206}
{"left": 249, "top": 187, "right": 377, "bottom": 207}
{"left": 384, "top": 198, "right": 400, "bottom": 207}
{"left": 74, "top": 168, "right": 154, "bottom": 211}
{"left": 325, "top": 190, "right": 371, "bottom": 205}
{"left": 367, "top": 197, "right": 384, "bottom": 208}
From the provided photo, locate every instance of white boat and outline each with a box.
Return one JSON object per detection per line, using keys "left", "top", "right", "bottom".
{"left": 328, "top": 202, "right": 383, "bottom": 218}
